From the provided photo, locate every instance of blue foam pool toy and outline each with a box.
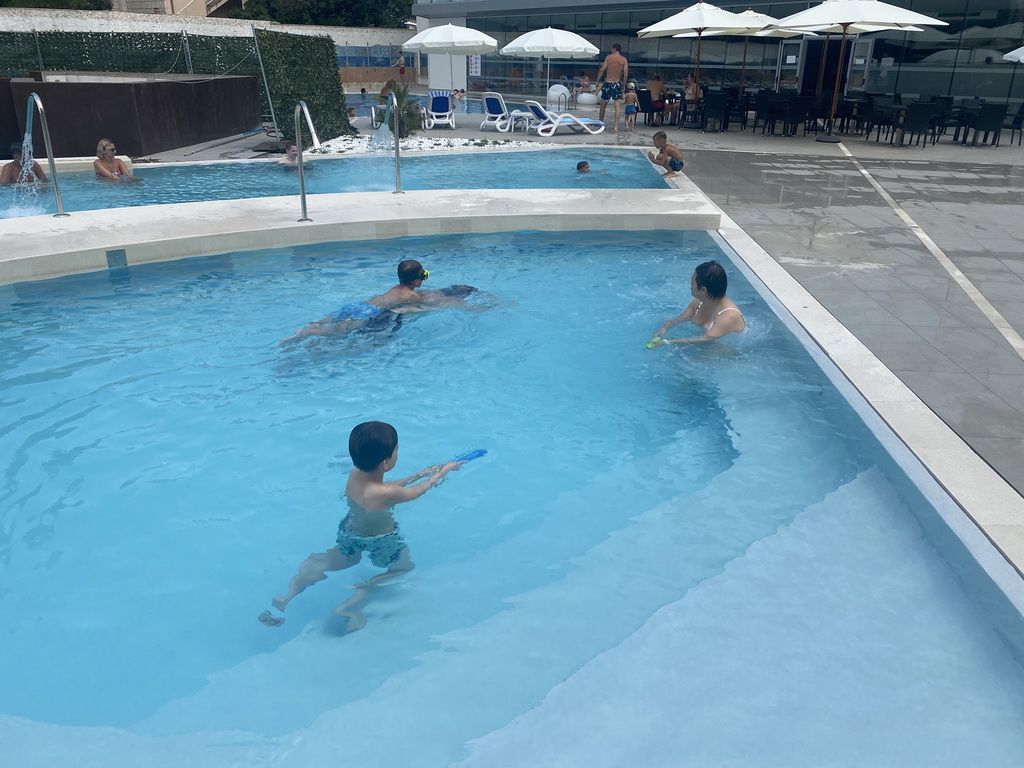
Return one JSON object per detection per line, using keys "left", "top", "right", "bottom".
{"left": 453, "top": 449, "right": 487, "bottom": 462}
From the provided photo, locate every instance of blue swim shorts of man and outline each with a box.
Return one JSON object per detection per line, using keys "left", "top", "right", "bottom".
{"left": 600, "top": 81, "right": 623, "bottom": 101}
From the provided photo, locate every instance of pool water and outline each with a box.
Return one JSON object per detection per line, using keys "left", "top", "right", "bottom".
{"left": 0, "top": 148, "right": 660, "bottom": 219}
{"left": 3, "top": 230, "right": 1024, "bottom": 767}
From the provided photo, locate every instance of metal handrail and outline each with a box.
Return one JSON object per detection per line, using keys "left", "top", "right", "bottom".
{"left": 26, "top": 93, "right": 68, "bottom": 218}
{"left": 293, "top": 100, "right": 322, "bottom": 222}
{"left": 390, "top": 92, "right": 403, "bottom": 194}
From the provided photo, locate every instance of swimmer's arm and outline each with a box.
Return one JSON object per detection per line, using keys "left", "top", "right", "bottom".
{"left": 386, "top": 461, "right": 466, "bottom": 502}
{"left": 656, "top": 301, "right": 699, "bottom": 336}
{"left": 32, "top": 162, "right": 47, "bottom": 183}
{"left": 390, "top": 465, "right": 444, "bottom": 487}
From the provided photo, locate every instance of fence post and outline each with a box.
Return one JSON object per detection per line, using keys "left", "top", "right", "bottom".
{"left": 182, "top": 30, "right": 193, "bottom": 75}
{"left": 34, "top": 30, "right": 44, "bottom": 73}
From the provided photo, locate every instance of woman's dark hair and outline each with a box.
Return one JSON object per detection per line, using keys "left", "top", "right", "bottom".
{"left": 398, "top": 259, "right": 426, "bottom": 285}
{"left": 694, "top": 260, "right": 728, "bottom": 299}
{"left": 349, "top": 421, "right": 398, "bottom": 471}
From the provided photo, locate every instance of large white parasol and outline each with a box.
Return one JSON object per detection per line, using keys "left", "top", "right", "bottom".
{"left": 500, "top": 27, "right": 599, "bottom": 92}
{"left": 638, "top": 2, "right": 758, "bottom": 89}
{"left": 402, "top": 23, "right": 499, "bottom": 90}
{"left": 775, "top": 0, "right": 947, "bottom": 141}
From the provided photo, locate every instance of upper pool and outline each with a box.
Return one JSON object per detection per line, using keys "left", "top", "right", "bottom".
{"left": 1, "top": 148, "right": 663, "bottom": 219}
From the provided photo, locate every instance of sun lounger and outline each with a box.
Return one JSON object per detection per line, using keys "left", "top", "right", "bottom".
{"left": 480, "top": 92, "right": 531, "bottom": 133}
{"left": 523, "top": 100, "right": 605, "bottom": 137}
{"left": 424, "top": 91, "right": 457, "bottom": 129}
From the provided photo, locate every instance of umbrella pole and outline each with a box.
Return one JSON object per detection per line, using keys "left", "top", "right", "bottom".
{"left": 547, "top": 56, "right": 551, "bottom": 94}
{"left": 816, "top": 26, "right": 849, "bottom": 143}
{"left": 695, "top": 32, "right": 703, "bottom": 91}
{"left": 740, "top": 36, "right": 749, "bottom": 96}
{"left": 816, "top": 33, "right": 831, "bottom": 95}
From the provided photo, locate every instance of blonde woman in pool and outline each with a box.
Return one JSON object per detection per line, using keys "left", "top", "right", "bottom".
{"left": 648, "top": 260, "right": 745, "bottom": 346}
{"left": 94, "top": 139, "right": 141, "bottom": 183}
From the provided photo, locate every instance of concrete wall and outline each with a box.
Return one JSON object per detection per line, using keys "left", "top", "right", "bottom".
{"left": 0, "top": 8, "right": 413, "bottom": 47}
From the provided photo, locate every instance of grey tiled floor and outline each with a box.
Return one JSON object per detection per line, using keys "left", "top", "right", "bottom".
{"left": 684, "top": 150, "right": 1024, "bottom": 498}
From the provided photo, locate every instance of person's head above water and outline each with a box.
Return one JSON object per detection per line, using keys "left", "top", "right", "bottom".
{"left": 693, "top": 260, "right": 728, "bottom": 300}
{"left": 397, "top": 259, "right": 428, "bottom": 286}
{"left": 9, "top": 142, "right": 23, "bottom": 159}
{"left": 577, "top": 161, "right": 590, "bottom": 172}
{"left": 349, "top": 420, "right": 398, "bottom": 471}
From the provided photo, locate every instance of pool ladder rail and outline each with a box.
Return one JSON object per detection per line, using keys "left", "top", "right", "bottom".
{"left": 294, "top": 95, "right": 403, "bottom": 222}
{"left": 25, "top": 92, "right": 69, "bottom": 218}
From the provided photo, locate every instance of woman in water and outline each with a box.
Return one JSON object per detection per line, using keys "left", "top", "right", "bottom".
{"left": 649, "top": 260, "right": 745, "bottom": 345}
{"left": 94, "top": 138, "right": 140, "bottom": 182}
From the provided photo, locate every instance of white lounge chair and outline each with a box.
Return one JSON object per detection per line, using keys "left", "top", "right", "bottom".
{"left": 524, "top": 100, "right": 605, "bottom": 137}
{"left": 424, "top": 91, "right": 457, "bottom": 129}
{"left": 480, "top": 92, "right": 531, "bottom": 133}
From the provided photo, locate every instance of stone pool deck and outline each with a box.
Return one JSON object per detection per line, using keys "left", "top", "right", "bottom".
{"left": 3, "top": 111, "right": 1024, "bottom": 589}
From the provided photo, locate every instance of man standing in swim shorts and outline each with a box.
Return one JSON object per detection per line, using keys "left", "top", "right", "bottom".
{"left": 596, "top": 43, "right": 629, "bottom": 134}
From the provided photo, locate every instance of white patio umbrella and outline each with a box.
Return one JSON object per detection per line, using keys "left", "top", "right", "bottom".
{"left": 402, "top": 23, "right": 499, "bottom": 90}
{"left": 637, "top": 2, "right": 758, "bottom": 89}
{"left": 670, "top": 9, "right": 812, "bottom": 94}
{"left": 500, "top": 27, "right": 599, "bottom": 93}
{"left": 1005, "top": 45, "right": 1024, "bottom": 63}
{"left": 774, "top": 0, "right": 947, "bottom": 142}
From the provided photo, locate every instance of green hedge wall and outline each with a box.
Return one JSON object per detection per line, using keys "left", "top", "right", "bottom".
{"left": 0, "top": 29, "right": 353, "bottom": 141}
{"left": 254, "top": 28, "right": 350, "bottom": 144}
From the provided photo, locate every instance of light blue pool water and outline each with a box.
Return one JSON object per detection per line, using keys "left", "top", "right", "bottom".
{"left": 0, "top": 148, "right": 659, "bottom": 219}
{"left": 3, "top": 230, "right": 1024, "bottom": 768}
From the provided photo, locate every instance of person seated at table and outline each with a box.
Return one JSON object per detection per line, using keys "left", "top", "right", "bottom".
{"left": 1, "top": 142, "right": 47, "bottom": 185}
{"left": 94, "top": 138, "right": 141, "bottom": 182}
{"left": 684, "top": 73, "right": 703, "bottom": 103}
{"left": 647, "top": 74, "right": 679, "bottom": 127}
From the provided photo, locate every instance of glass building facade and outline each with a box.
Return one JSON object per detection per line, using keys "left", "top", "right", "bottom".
{"left": 411, "top": 0, "right": 1024, "bottom": 102}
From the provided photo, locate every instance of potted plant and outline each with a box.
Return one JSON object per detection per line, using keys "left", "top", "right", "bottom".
{"left": 378, "top": 81, "right": 423, "bottom": 138}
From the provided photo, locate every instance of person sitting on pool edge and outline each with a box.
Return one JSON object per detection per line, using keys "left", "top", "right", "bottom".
{"left": 284, "top": 259, "right": 477, "bottom": 342}
{"left": 647, "top": 131, "right": 684, "bottom": 178}
{"left": 94, "top": 138, "right": 141, "bottom": 182}
{"left": 258, "top": 420, "right": 466, "bottom": 631}
{"left": 648, "top": 260, "right": 745, "bottom": 346}
{"left": 1, "top": 142, "right": 47, "bottom": 185}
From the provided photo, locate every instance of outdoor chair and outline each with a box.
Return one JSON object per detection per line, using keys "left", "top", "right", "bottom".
{"left": 479, "top": 92, "right": 530, "bottom": 132}
{"left": 1002, "top": 102, "right": 1024, "bottom": 147}
{"left": 637, "top": 89, "right": 664, "bottom": 127}
{"left": 864, "top": 96, "right": 896, "bottom": 142}
{"left": 523, "top": 100, "right": 605, "bottom": 136}
{"left": 779, "top": 95, "right": 813, "bottom": 137}
{"left": 701, "top": 92, "right": 730, "bottom": 132}
{"left": 898, "top": 102, "right": 937, "bottom": 147}
{"left": 964, "top": 103, "right": 1008, "bottom": 147}
{"left": 423, "top": 91, "right": 456, "bottom": 130}
{"left": 726, "top": 92, "right": 751, "bottom": 131}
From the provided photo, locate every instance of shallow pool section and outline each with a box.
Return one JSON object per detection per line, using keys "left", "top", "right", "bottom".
{"left": 0, "top": 148, "right": 663, "bottom": 218}
{"left": 3, "top": 231, "right": 1024, "bottom": 767}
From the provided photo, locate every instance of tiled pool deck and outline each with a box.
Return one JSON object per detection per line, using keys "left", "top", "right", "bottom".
{"left": 3, "top": 111, "right": 1023, "bottom": 583}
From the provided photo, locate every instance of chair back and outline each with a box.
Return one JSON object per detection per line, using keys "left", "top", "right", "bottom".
{"left": 525, "top": 100, "right": 551, "bottom": 121}
{"left": 703, "top": 92, "right": 729, "bottom": 119}
{"left": 428, "top": 91, "right": 452, "bottom": 113}
{"left": 902, "top": 102, "right": 935, "bottom": 133}
{"left": 482, "top": 92, "right": 508, "bottom": 118}
{"left": 637, "top": 89, "right": 653, "bottom": 112}
{"left": 973, "top": 102, "right": 1008, "bottom": 131}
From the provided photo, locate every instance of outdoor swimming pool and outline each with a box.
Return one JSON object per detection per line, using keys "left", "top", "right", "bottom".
{"left": 3, "top": 230, "right": 1024, "bottom": 767}
{"left": 0, "top": 148, "right": 660, "bottom": 219}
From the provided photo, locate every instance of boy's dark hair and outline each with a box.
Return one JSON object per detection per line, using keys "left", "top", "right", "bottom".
{"left": 349, "top": 421, "right": 398, "bottom": 471}
{"left": 694, "top": 260, "right": 728, "bottom": 299}
{"left": 653, "top": 130, "right": 667, "bottom": 142}
{"left": 10, "top": 142, "right": 22, "bottom": 156}
{"left": 398, "top": 259, "right": 426, "bottom": 285}
{"left": 612, "top": 43, "right": 621, "bottom": 53}
{"left": 576, "top": 161, "right": 589, "bottom": 171}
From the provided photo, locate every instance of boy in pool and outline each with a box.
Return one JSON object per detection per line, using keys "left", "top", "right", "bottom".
{"left": 647, "top": 131, "right": 685, "bottom": 178}
{"left": 259, "top": 421, "right": 465, "bottom": 631}
{"left": 576, "top": 161, "right": 607, "bottom": 174}
{"left": 284, "top": 259, "right": 477, "bottom": 342}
